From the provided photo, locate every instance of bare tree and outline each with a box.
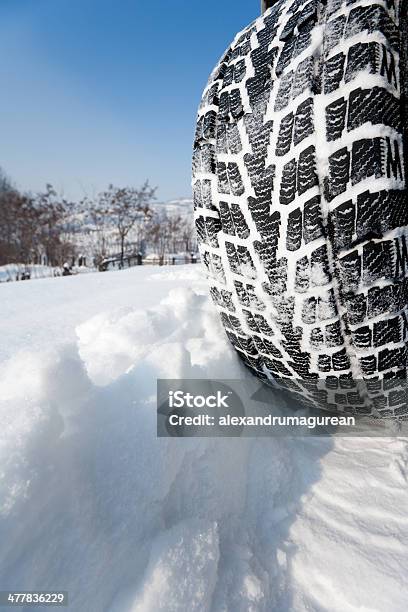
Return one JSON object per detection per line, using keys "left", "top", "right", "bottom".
{"left": 34, "top": 184, "right": 75, "bottom": 266}
{"left": 0, "top": 184, "right": 73, "bottom": 268}
{"left": 146, "top": 211, "right": 170, "bottom": 261}
{"left": 81, "top": 195, "right": 109, "bottom": 265}
{"left": 167, "top": 215, "right": 183, "bottom": 254}
{"left": 144, "top": 208, "right": 197, "bottom": 262}
{"left": 98, "top": 181, "right": 156, "bottom": 267}
{"left": 181, "top": 219, "right": 196, "bottom": 254}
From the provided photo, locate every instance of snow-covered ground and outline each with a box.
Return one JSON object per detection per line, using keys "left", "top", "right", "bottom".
{"left": 0, "top": 265, "right": 407, "bottom": 611}
{"left": 0, "top": 264, "right": 95, "bottom": 285}
{"left": 0, "top": 264, "right": 60, "bottom": 284}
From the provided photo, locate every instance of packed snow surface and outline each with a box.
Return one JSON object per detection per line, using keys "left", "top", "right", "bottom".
{"left": 0, "top": 265, "right": 407, "bottom": 611}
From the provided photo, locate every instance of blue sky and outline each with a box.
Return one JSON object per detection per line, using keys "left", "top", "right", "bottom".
{"left": 0, "top": 0, "right": 257, "bottom": 201}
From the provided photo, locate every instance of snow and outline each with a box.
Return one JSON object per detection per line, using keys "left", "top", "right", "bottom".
{"left": 1, "top": 264, "right": 408, "bottom": 611}
{"left": 0, "top": 264, "right": 59, "bottom": 283}
{"left": 0, "top": 266, "right": 203, "bottom": 363}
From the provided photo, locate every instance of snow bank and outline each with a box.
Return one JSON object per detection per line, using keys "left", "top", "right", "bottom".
{"left": 0, "top": 266, "right": 408, "bottom": 611}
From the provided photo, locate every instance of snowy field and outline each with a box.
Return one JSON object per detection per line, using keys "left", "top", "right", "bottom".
{"left": 0, "top": 265, "right": 408, "bottom": 611}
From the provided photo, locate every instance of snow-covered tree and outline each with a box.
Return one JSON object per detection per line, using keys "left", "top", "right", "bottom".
{"left": 98, "top": 182, "right": 156, "bottom": 267}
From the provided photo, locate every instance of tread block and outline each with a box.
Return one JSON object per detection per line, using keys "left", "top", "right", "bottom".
{"left": 297, "top": 145, "right": 318, "bottom": 195}
{"left": 332, "top": 348, "right": 351, "bottom": 370}
{"left": 329, "top": 199, "right": 355, "bottom": 251}
{"left": 345, "top": 5, "right": 399, "bottom": 51}
{"left": 311, "top": 245, "right": 331, "bottom": 286}
{"left": 338, "top": 250, "right": 361, "bottom": 291}
{"left": 362, "top": 240, "right": 393, "bottom": 283}
{"left": 318, "top": 289, "right": 337, "bottom": 320}
{"left": 373, "top": 316, "right": 401, "bottom": 347}
{"left": 324, "top": 147, "right": 350, "bottom": 201}
{"left": 292, "top": 57, "right": 314, "bottom": 99}
{"left": 295, "top": 255, "right": 310, "bottom": 293}
{"left": 367, "top": 285, "right": 398, "bottom": 319}
{"left": 326, "top": 97, "right": 347, "bottom": 141}
{"left": 378, "top": 346, "right": 407, "bottom": 371}
{"left": 275, "top": 71, "right": 294, "bottom": 111}
{"left": 303, "top": 195, "right": 324, "bottom": 243}
{"left": 287, "top": 207, "right": 303, "bottom": 250}
{"left": 248, "top": 199, "right": 281, "bottom": 240}
{"left": 193, "top": 178, "right": 213, "bottom": 210}
{"left": 294, "top": 98, "right": 314, "bottom": 145}
{"left": 205, "top": 217, "right": 222, "bottom": 247}
{"left": 219, "top": 201, "right": 235, "bottom": 235}
{"left": 326, "top": 15, "right": 346, "bottom": 52}
{"left": 352, "top": 325, "right": 372, "bottom": 348}
{"left": 348, "top": 87, "right": 401, "bottom": 132}
{"left": 302, "top": 296, "right": 317, "bottom": 324}
{"left": 323, "top": 52, "right": 346, "bottom": 93}
{"left": 280, "top": 159, "right": 297, "bottom": 205}
{"left": 345, "top": 293, "right": 367, "bottom": 325}
{"left": 231, "top": 203, "right": 250, "bottom": 239}
{"left": 345, "top": 41, "right": 378, "bottom": 83}
{"left": 276, "top": 112, "right": 294, "bottom": 156}
{"left": 228, "top": 162, "right": 245, "bottom": 196}
{"left": 325, "top": 321, "right": 343, "bottom": 347}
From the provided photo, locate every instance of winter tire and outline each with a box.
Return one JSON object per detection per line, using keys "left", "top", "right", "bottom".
{"left": 193, "top": 0, "right": 408, "bottom": 417}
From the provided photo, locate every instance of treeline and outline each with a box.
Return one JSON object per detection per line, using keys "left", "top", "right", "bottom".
{"left": 0, "top": 169, "right": 196, "bottom": 269}
{"left": 0, "top": 176, "right": 75, "bottom": 267}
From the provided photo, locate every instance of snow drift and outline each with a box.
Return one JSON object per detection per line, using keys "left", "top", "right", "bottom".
{"left": 0, "top": 266, "right": 408, "bottom": 611}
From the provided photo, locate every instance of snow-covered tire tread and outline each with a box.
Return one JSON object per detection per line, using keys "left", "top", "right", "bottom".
{"left": 193, "top": 0, "right": 408, "bottom": 416}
